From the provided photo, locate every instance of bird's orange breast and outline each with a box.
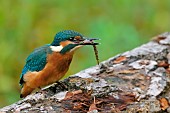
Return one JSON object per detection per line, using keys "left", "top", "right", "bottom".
{"left": 24, "top": 52, "right": 73, "bottom": 89}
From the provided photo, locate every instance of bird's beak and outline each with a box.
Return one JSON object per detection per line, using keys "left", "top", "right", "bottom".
{"left": 78, "top": 38, "right": 100, "bottom": 45}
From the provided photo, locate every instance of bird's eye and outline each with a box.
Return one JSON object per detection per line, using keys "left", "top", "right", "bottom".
{"left": 69, "top": 37, "right": 74, "bottom": 41}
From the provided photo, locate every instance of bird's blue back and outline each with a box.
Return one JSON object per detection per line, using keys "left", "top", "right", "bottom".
{"left": 20, "top": 44, "right": 52, "bottom": 85}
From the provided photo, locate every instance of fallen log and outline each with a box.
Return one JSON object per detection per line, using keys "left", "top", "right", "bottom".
{"left": 1, "top": 32, "right": 170, "bottom": 113}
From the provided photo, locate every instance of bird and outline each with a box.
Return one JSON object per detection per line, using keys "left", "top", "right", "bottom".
{"left": 19, "top": 30, "right": 99, "bottom": 98}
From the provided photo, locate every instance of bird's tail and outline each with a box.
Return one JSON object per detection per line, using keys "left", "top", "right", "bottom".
{"left": 20, "top": 84, "right": 35, "bottom": 98}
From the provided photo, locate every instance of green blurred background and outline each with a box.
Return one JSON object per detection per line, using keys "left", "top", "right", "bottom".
{"left": 0, "top": 0, "right": 170, "bottom": 108}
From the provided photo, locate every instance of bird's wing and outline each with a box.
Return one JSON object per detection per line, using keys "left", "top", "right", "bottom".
{"left": 20, "top": 44, "right": 52, "bottom": 85}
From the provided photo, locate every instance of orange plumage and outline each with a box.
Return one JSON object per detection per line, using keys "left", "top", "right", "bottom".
{"left": 19, "top": 30, "right": 99, "bottom": 98}
{"left": 21, "top": 52, "right": 73, "bottom": 97}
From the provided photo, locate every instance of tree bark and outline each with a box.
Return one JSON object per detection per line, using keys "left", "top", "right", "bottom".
{"left": 1, "top": 32, "right": 170, "bottom": 113}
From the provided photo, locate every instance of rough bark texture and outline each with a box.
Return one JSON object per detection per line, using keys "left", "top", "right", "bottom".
{"left": 1, "top": 32, "right": 170, "bottom": 113}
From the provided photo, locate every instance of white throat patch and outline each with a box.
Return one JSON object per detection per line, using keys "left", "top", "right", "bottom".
{"left": 50, "top": 46, "right": 63, "bottom": 52}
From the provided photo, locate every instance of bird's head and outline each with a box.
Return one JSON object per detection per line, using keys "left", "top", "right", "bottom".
{"left": 50, "top": 30, "right": 99, "bottom": 54}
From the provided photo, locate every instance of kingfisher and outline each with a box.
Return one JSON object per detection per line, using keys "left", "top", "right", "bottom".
{"left": 19, "top": 30, "right": 99, "bottom": 98}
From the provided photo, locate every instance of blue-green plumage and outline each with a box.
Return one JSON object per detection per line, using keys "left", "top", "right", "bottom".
{"left": 19, "top": 30, "right": 99, "bottom": 98}
{"left": 60, "top": 44, "right": 78, "bottom": 54}
{"left": 20, "top": 30, "right": 83, "bottom": 86}
{"left": 51, "top": 30, "right": 83, "bottom": 46}
{"left": 20, "top": 44, "right": 52, "bottom": 85}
